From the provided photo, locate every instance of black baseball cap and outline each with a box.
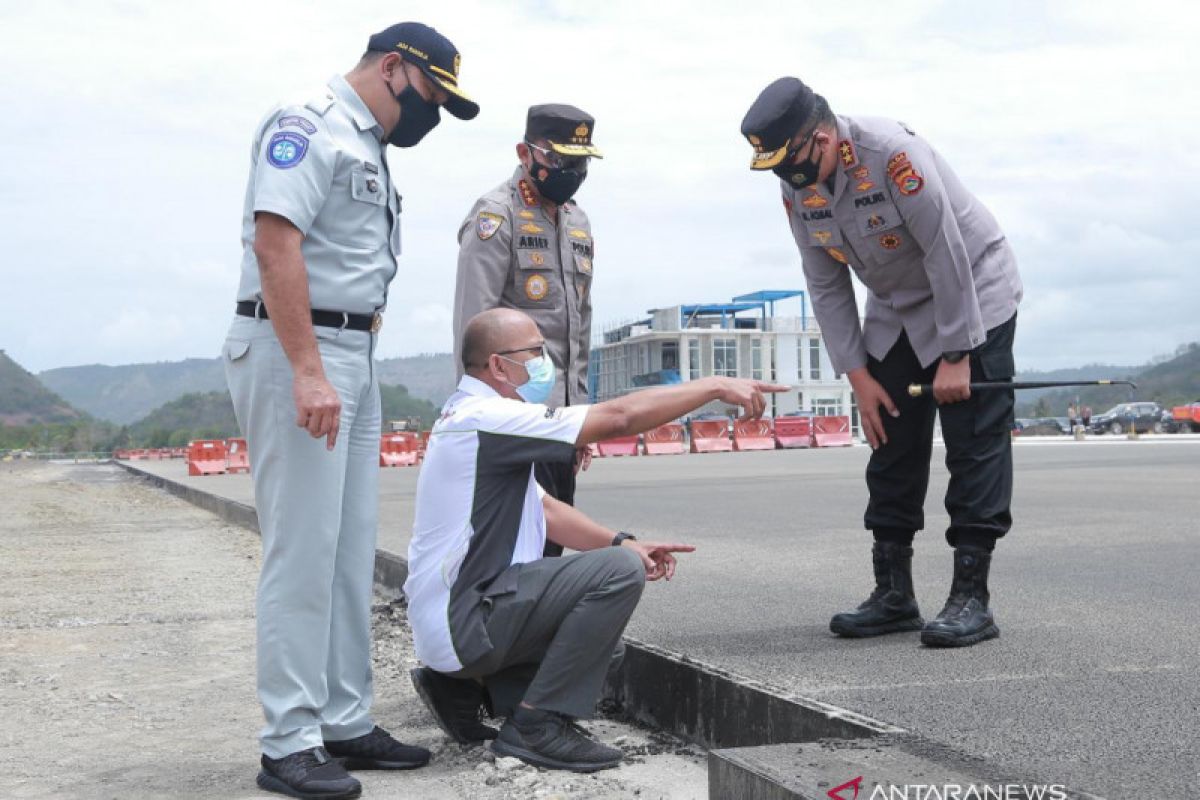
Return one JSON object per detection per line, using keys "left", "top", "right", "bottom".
{"left": 740, "top": 77, "right": 817, "bottom": 170}
{"left": 525, "top": 104, "right": 603, "bottom": 158}
{"left": 367, "top": 22, "right": 479, "bottom": 120}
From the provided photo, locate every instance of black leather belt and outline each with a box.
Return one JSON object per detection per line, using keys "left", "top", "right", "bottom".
{"left": 236, "top": 301, "right": 382, "bottom": 333}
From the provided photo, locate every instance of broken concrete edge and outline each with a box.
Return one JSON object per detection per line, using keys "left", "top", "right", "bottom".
{"left": 110, "top": 460, "right": 898, "bottom": 749}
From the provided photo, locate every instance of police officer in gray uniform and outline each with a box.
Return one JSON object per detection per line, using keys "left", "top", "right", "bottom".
{"left": 224, "top": 22, "right": 478, "bottom": 799}
{"left": 452, "top": 105, "right": 601, "bottom": 557}
{"left": 741, "top": 78, "right": 1023, "bottom": 648}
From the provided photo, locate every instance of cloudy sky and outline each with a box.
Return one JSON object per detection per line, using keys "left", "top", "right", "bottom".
{"left": 2, "top": 0, "right": 1197, "bottom": 374}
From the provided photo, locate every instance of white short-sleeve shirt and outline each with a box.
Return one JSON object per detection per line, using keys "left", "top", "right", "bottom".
{"left": 404, "top": 376, "right": 589, "bottom": 672}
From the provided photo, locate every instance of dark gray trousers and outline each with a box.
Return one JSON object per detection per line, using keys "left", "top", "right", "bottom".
{"left": 449, "top": 547, "right": 645, "bottom": 719}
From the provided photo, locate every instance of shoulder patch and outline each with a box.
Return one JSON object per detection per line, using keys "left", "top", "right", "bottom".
{"left": 476, "top": 211, "right": 504, "bottom": 240}
{"left": 266, "top": 131, "right": 308, "bottom": 169}
{"left": 277, "top": 114, "right": 317, "bottom": 135}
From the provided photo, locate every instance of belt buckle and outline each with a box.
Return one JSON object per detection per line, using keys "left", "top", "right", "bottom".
{"left": 370, "top": 313, "right": 383, "bottom": 334}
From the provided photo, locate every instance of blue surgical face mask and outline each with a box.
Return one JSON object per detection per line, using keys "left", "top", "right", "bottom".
{"left": 499, "top": 348, "right": 556, "bottom": 404}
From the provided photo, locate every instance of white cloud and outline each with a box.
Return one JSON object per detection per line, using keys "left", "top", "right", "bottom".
{"left": 1, "top": 0, "right": 1198, "bottom": 374}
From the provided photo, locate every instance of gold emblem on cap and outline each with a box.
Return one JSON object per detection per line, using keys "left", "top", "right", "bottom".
{"left": 574, "top": 124, "right": 589, "bottom": 137}
{"left": 453, "top": 53, "right": 461, "bottom": 77}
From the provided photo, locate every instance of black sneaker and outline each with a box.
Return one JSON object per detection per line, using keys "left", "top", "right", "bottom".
{"left": 257, "top": 746, "right": 361, "bottom": 800}
{"left": 324, "top": 726, "right": 431, "bottom": 771}
{"left": 410, "top": 667, "right": 499, "bottom": 744}
{"left": 491, "top": 706, "right": 622, "bottom": 772}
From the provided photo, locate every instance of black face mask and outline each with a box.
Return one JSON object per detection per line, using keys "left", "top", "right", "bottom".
{"left": 528, "top": 161, "right": 588, "bottom": 205}
{"left": 387, "top": 80, "right": 441, "bottom": 148}
{"left": 772, "top": 137, "right": 822, "bottom": 188}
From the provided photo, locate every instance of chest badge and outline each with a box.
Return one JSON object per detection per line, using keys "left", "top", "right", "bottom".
{"left": 568, "top": 228, "right": 590, "bottom": 239}
{"left": 856, "top": 180, "right": 876, "bottom": 193}
{"left": 800, "top": 191, "right": 828, "bottom": 209}
{"left": 880, "top": 233, "right": 902, "bottom": 250}
{"left": 866, "top": 214, "right": 886, "bottom": 231}
{"left": 826, "top": 247, "right": 849, "bottom": 264}
{"left": 530, "top": 252, "right": 546, "bottom": 266}
{"left": 518, "top": 209, "right": 535, "bottom": 219}
{"left": 812, "top": 230, "right": 833, "bottom": 245}
{"left": 852, "top": 165, "right": 870, "bottom": 180}
{"left": 519, "top": 222, "right": 545, "bottom": 234}
{"left": 524, "top": 274, "right": 549, "bottom": 301}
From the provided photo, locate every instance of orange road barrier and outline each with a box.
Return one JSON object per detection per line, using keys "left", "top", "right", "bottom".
{"left": 774, "top": 417, "right": 813, "bottom": 449}
{"left": 596, "top": 435, "right": 640, "bottom": 457}
{"left": 379, "top": 432, "right": 420, "bottom": 467}
{"left": 226, "top": 438, "right": 250, "bottom": 474}
{"left": 643, "top": 423, "right": 687, "bottom": 455}
{"left": 733, "top": 419, "right": 775, "bottom": 451}
{"left": 187, "top": 440, "right": 229, "bottom": 476}
{"left": 812, "top": 415, "right": 854, "bottom": 447}
{"left": 689, "top": 419, "right": 732, "bottom": 453}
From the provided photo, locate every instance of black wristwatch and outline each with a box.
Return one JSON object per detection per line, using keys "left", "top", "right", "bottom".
{"left": 611, "top": 531, "right": 636, "bottom": 547}
{"left": 942, "top": 350, "right": 967, "bottom": 364}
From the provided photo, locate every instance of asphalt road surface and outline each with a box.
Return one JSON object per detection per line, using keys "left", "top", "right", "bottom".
{"left": 127, "top": 437, "right": 1200, "bottom": 797}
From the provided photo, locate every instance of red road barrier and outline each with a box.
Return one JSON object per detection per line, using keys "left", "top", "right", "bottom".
{"left": 643, "top": 423, "right": 686, "bottom": 455}
{"left": 774, "top": 417, "right": 813, "bottom": 449}
{"left": 187, "top": 440, "right": 229, "bottom": 476}
{"left": 596, "top": 435, "right": 640, "bottom": 457}
{"left": 689, "top": 419, "right": 732, "bottom": 453}
{"left": 226, "top": 438, "right": 250, "bottom": 474}
{"left": 380, "top": 433, "right": 420, "bottom": 467}
{"left": 812, "top": 415, "right": 853, "bottom": 447}
{"left": 733, "top": 419, "right": 775, "bottom": 451}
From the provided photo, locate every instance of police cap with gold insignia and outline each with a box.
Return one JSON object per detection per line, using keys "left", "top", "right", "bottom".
{"left": 525, "top": 104, "right": 604, "bottom": 158}
{"left": 368, "top": 22, "right": 479, "bottom": 120}
{"left": 740, "top": 77, "right": 816, "bottom": 170}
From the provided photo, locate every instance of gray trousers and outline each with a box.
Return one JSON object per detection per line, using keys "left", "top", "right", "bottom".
{"left": 224, "top": 315, "right": 380, "bottom": 758}
{"left": 450, "top": 547, "right": 645, "bottom": 720}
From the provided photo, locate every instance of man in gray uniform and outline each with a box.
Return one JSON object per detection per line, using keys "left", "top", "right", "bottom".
{"left": 406, "top": 308, "right": 784, "bottom": 771}
{"left": 741, "top": 77, "right": 1023, "bottom": 648}
{"left": 451, "top": 104, "right": 601, "bottom": 556}
{"left": 224, "top": 22, "right": 478, "bottom": 799}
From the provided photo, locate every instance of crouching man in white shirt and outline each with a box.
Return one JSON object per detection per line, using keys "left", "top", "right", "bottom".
{"left": 405, "top": 308, "right": 784, "bottom": 772}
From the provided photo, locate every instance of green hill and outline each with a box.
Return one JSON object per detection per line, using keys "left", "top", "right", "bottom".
{"left": 0, "top": 350, "right": 82, "bottom": 425}
{"left": 128, "top": 391, "right": 241, "bottom": 448}
{"left": 1016, "top": 343, "right": 1199, "bottom": 417}
{"left": 41, "top": 353, "right": 455, "bottom": 424}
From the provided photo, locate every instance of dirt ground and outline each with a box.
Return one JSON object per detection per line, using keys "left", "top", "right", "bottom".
{"left": 0, "top": 462, "right": 708, "bottom": 799}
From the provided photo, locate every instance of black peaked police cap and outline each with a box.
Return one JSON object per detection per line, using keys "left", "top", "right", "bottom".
{"left": 740, "top": 77, "right": 818, "bottom": 170}
{"left": 368, "top": 22, "right": 479, "bottom": 120}
{"left": 525, "top": 104, "right": 604, "bottom": 158}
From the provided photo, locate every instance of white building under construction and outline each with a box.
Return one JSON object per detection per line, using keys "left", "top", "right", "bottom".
{"left": 588, "top": 290, "right": 856, "bottom": 425}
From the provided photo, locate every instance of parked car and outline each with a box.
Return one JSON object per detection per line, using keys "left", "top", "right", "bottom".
{"left": 1089, "top": 402, "right": 1165, "bottom": 435}
{"left": 1013, "top": 417, "right": 1066, "bottom": 436}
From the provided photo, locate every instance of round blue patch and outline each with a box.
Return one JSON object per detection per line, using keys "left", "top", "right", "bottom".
{"left": 266, "top": 131, "right": 308, "bottom": 169}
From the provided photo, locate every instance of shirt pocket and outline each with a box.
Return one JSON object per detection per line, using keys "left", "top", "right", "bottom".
{"left": 855, "top": 204, "right": 914, "bottom": 264}
{"left": 512, "top": 249, "right": 561, "bottom": 309}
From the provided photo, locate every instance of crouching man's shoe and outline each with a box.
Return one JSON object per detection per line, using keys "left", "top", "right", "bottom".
{"left": 921, "top": 546, "right": 1000, "bottom": 648}
{"left": 830, "top": 542, "right": 923, "bottom": 637}
{"left": 324, "top": 726, "right": 431, "bottom": 771}
{"left": 257, "top": 746, "right": 361, "bottom": 800}
{"left": 491, "top": 705, "right": 622, "bottom": 772}
{"left": 410, "top": 666, "right": 499, "bottom": 744}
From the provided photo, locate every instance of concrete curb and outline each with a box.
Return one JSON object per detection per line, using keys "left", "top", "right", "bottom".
{"left": 112, "top": 460, "right": 1102, "bottom": 799}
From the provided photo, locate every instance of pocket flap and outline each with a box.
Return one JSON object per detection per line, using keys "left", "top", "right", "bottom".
{"left": 978, "top": 349, "right": 1014, "bottom": 380}
{"left": 223, "top": 338, "right": 250, "bottom": 361}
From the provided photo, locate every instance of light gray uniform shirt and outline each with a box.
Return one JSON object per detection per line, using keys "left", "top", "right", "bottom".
{"left": 452, "top": 167, "right": 595, "bottom": 408}
{"left": 236, "top": 74, "right": 401, "bottom": 315}
{"left": 783, "top": 115, "right": 1023, "bottom": 373}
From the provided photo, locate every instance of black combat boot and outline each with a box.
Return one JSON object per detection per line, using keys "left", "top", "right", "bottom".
{"left": 921, "top": 546, "right": 1000, "bottom": 647}
{"left": 830, "top": 542, "right": 923, "bottom": 637}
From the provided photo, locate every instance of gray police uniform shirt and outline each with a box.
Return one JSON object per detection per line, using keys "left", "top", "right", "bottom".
{"left": 236, "top": 74, "right": 401, "bottom": 314}
{"left": 782, "top": 115, "right": 1022, "bottom": 374}
{"left": 452, "top": 167, "right": 594, "bottom": 409}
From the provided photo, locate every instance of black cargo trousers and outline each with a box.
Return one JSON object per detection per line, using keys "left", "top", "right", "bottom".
{"left": 863, "top": 313, "right": 1017, "bottom": 550}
